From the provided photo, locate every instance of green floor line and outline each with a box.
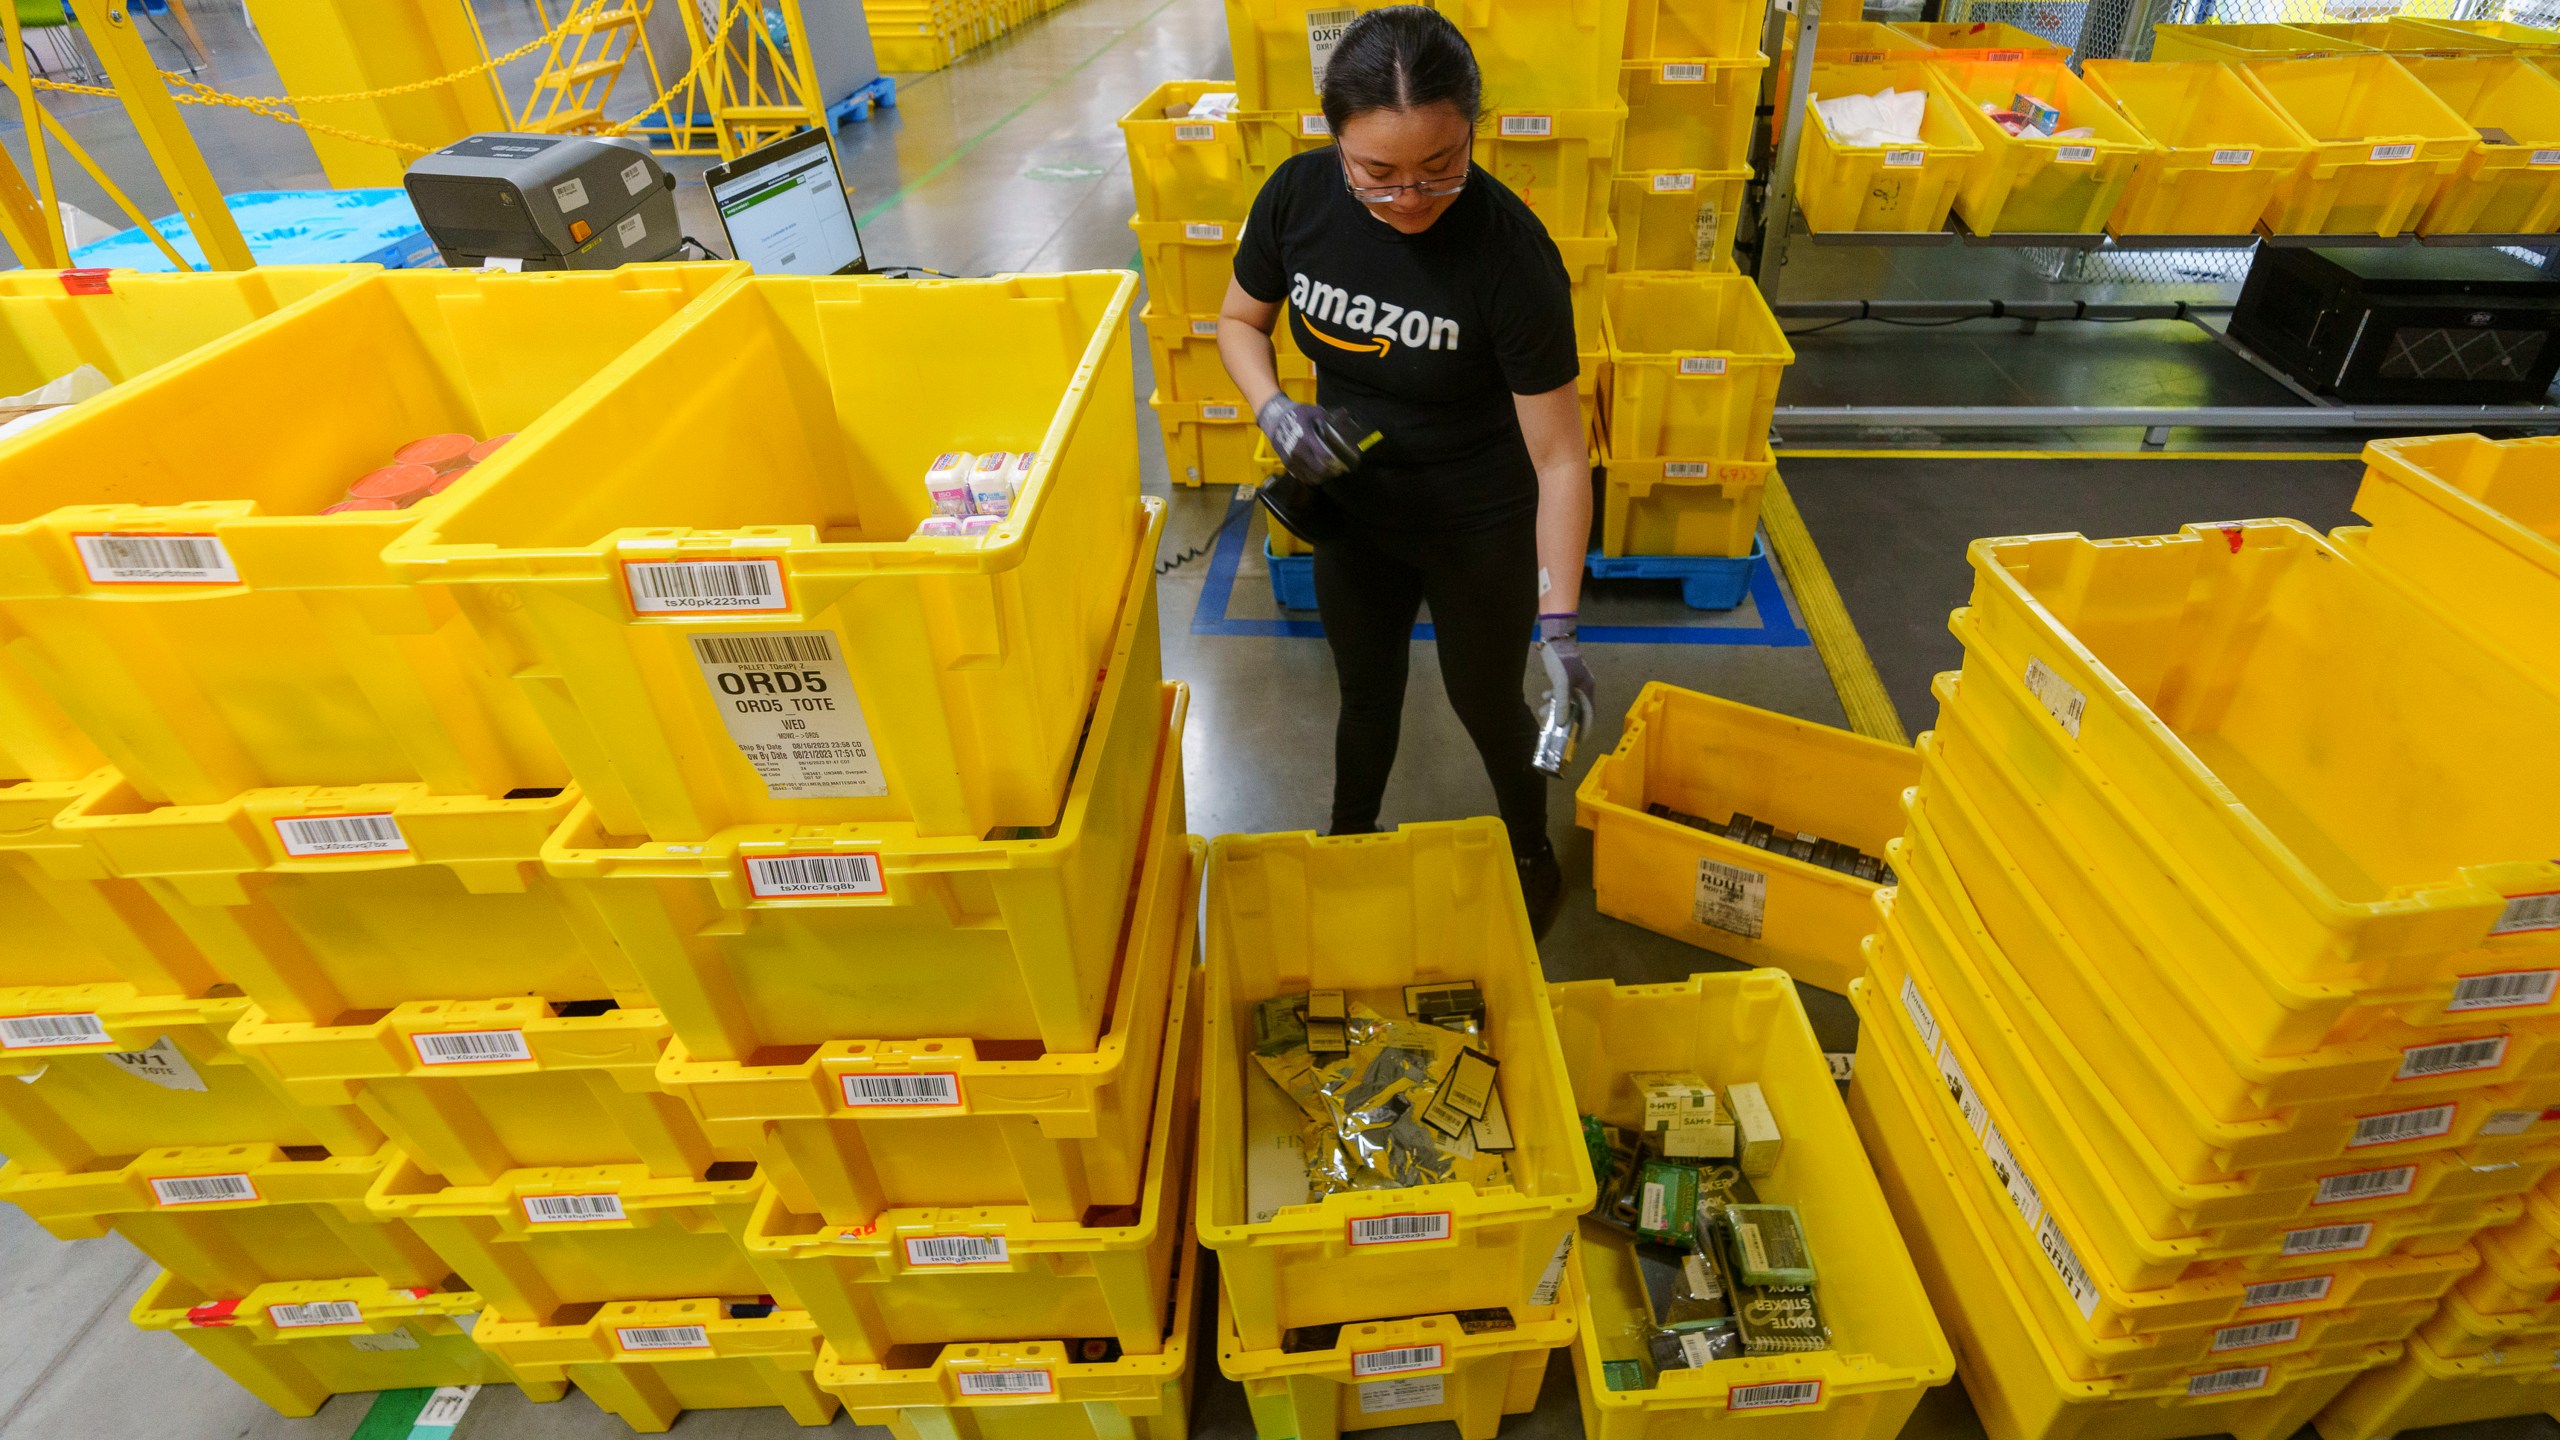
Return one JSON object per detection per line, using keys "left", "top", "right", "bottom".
{"left": 858, "top": 0, "right": 1190, "bottom": 227}
{"left": 351, "top": 1388, "right": 435, "bottom": 1440}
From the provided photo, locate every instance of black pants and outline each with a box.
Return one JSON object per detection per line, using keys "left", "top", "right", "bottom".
{"left": 1311, "top": 513, "right": 1546, "bottom": 857}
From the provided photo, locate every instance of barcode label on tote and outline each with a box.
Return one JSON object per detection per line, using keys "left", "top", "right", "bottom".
{"left": 2483, "top": 1110, "right": 2542, "bottom": 1137}
{"left": 1900, "top": 976, "right": 1943, "bottom": 1058}
{"left": 1353, "top": 1344, "right": 1443, "bottom": 1377}
{"left": 0, "top": 1013, "right": 111, "bottom": 1049}
{"left": 624, "top": 558, "right": 788, "bottom": 614}
{"left": 1678, "top": 357, "right": 1728, "bottom": 376}
{"left": 1661, "top": 62, "right": 1706, "bottom": 80}
{"left": 2370, "top": 143, "right": 2416, "bottom": 161}
{"left": 1300, "top": 113, "right": 1330, "bottom": 136}
{"left": 1191, "top": 319, "right": 1220, "bottom": 336}
{"left": 1350, "top": 1212, "right": 1451, "bottom": 1246}
{"left": 1883, "top": 149, "right": 1924, "bottom": 167}
{"left": 842, "top": 1072, "right": 961, "bottom": 1107}
{"left": 269, "top": 1301, "right": 364, "bottom": 1329}
{"left": 2036, "top": 1212, "right": 2101, "bottom": 1320}
{"left": 746, "top": 852, "right": 885, "bottom": 899}
{"left": 617, "top": 1325, "right": 710, "bottom": 1351}
{"left": 1730, "top": 1381, "right": 1822, "bottom": 1411}
{"left": 690, "top": 631, "right": 885, "bottom": 801}
{"left": 2533, "top": 150, "right": 2560, "bottom": 166}
{"left": 1202, "top": 402, "right": 1242, "bottom": 420}
{"left": 1653, "top": 172, "right": 1697, "bottom": 192}
{"left": 274, "top": 813, "right": 407, "bottom": 857}
{"left": 2492, "top": 895, "right": 2560, "bottom": 936}
{"left": 2315, "top": 1166, "right": 2415, "bottom": 1206}
{"left": 2211, "top": 148, "right": 2254, "bottom": 166}
{"left": 958, "top": 1370, "right": 1054, "bottom": 1395}
{"left": 2242, "top": 1275, "right": 2332, "bottom": 1309}
{"left": 1937, "top": 1045, "right": 1990, "bottom": 1141}
{"left": 1174, "top": 123, "right": 1215, "bottom": 141}
{"left": 2399, "top": 1036, "right": 2507, "bottom": 1079}
{"left": 2056, "top": 145, "right": 2097, "bottom": 163}
{"left": 152, "top": 1173, "right": 257, "bottom": 1206}
{"left": 522, "top": 1193, "right": 626, "bottom": 1224}
{"left": 1664, "top": 462, "right": 1710, "bottom": 478}
{"left": 1498, "top": 115, "right": 1553, "bottom": 137}
{"left": 2352, "top": 1104, "right": 2456, "bottom": 1148}
{"left": 2454, "top": 968, "right": 2560, "bottom": 1009}
{"left": 2187, "top": 1366, "right": 2269, "bottom": 1397}
{"left": 414, "top": 1029, "right": 531, "bottom": 1065}
{"left": 1185, "top": 222, "right": 1225, "bottom": 240}
{"left": 1984, "top": 48, "right": 2024, "bottom": 59}
{"left": 1982, "top": 1118, "right": 2045, "bottom": 1230}
{"left": 2283, "top": 1222, "right": 2373, "bottom": 1257}
{"left": 2212, "top": 1318, "right": 2300, "bottom": 1352}
{"left": 1693, "top": 857, "right": 1766, "bottom": 938}
{"left": 2022, "top": 657, "right": 2086, "bottom": 737}
{"left": 907, "top": 1235, "right": 1009, "bottom": 1266}
{"left": 75, "top": 533, "right": 238, "bottom": 584}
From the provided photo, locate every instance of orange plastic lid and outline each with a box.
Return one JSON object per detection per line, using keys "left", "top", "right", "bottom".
{"left": 425, "top": 471, "right": 466, "bottom": 497}
{"left": 394, "top": 432, "right": 478, "bottom": 470}
{"left": 465, "top": 433, "right": 515, "bottom": 464}
{"left": 348, "top": 463, "right": 439, "bottom": 502}
{"left": 322, "top": 497, "right": 402, "bottom": 514}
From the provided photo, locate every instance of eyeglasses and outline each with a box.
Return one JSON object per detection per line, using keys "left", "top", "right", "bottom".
{"left": 1339, "top": 156, "right": 1468, "bottom": 204}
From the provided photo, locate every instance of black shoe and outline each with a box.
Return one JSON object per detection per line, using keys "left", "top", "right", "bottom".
{"left": 1518, "top": 841, "right": 1563, "bottom": 939}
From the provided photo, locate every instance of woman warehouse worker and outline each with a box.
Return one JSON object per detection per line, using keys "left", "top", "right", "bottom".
{"left": 1216, "top": 4, "right": 1593, "bottom": 932}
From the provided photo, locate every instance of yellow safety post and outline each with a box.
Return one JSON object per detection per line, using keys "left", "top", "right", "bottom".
{"left": 238, "top": 0, "right": 513, "bottom": 187}
{"left": 520, "top": 0, "right": 675, "bottom": 135}
{"left": 65, "top": 0, "right": 251, "bottom": 269}
{"left": 670, "top": 0, "right": 827, "bottom": 160}
{"left": 0, "top": 2, "right": 67, "bottom": 267}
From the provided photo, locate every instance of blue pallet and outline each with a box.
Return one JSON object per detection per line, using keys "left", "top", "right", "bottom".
{"left": 1584, "top": 537, "right": 1764, "bottom": 611}
{"left": 70, "top": 189, "right": 436, "bottom": 272}
{"left": 828, "top": 75, "right": 898, "bottom": 125}
{"left": 1266, "top": 538, "right": 1319, "bottom": 612}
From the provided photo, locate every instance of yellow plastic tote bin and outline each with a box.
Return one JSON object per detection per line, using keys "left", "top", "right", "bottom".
{"left": 1600, "top": 273, "right": 1791, "bottom": 464}
{"left": 1442, "top": 0, "right": 1630, "bottom": 111}
{"left": 133, "top": 1272, "right": 534, "bottom": 1418}
{"left": 1610, "top": 170, "right": 1753, "bottom": 272}
{"left": 1908, "top": 730, "right": 2560, "bottom": 1178}
{"left": 1793, "top": 60, "right": 1983, "bottom": 232}
{"left": 1123, "top": 81, "right": 1265, "bottom": 224}
{"left": 2453, "top": 1217, "right": 2560, "bottom": 1313}
{"left": 658, "top": 822, "right": 1195, "bottom": 1228}
{"left": 0, "top": 994, "right": 381, "bottom": 1171}
{"left": 2407, "top": 57, "right": 2560, "bottom": 233}
{"left": 2080, "top": 61, "right": 2312, "bottom": 237}
{"left": 1473, "top": 107, "right": 1625, "bottom": 241}
{"left": 1620, "top": 56, "right": 1768, "bottom": 174}
{"left": 2347, "top": 433, "right": 2560, "bottom": 687}
{"left": 2149, "top": 24, "right": 2376, "bottom": 62}
{"left": 2243, "top": 57, "right": 2474, "bottom": 235}
{"left": 2314, "top": 1332, "right": 2560, "bottom": 1440}
{"left": 2417, "top": 1286, "right": 2560, "bottom": 1358}
{"left": 60, "top": 780, "right": 645, "bottom": 1024}
{"left": 474, "top": 1297, "right": 839, "bottom": 1432}
{"left": 1554, "top": 970, "right": 1953, "bottom": 1436}
{"left": 225, "top": 997, "right": 723, "bottom": 1188}
{"left": 1772, "top": 25, "right": 1935, "bottom": 143}
{"left": 1571, "top": 683, "right": 1912, "bottom": 991}
{"left": 1221, "top": 1287, "right": 1572, "bottom": 1440}
{"left": 817, "top": 1220, "right": 1205, "bottom": 1440}
{"left": 1155, "top": 391, "right": 1267, "bottom": 488}
{"left": 1937, "top": 57, "right": 2155, "bottom": 234}
{"left": 2382, "top": 17, "right": 2552, "bottom": 55}
{"left": 738, "top": 900, "right": 1197, "bottom": 1367}
{"left": 0, "top": 265, "right": 364, "bottom": 404}
{"left": 386, "top": 271, "right": 1142, "bottom": 845}
{"left": 1845, "top": 977, "right": 2403, "bottom": 1440}
{"left": 0, "top": 265, "right": 743, "bottom": 808}
{"left": 1959, "top": 519, "right": 2560, "bottom": 1006}
{"left": 1891, "top": 20, "right": 2071, "bottom": 61}
{"left": 0, "top": 1141, "right": 445, "bottom": 1296}
{"left": 543, "top": 533, "right": 1175, "bottom": 1061}
{"left": 1133, "top": 217, "right": 1241, "bottom": 318}
{"left": 1145, "top": 307, "right": 1249, "bottom": 406}
{"left": 1595, "top": 452, "right": 1768, "bottom": 558}
{"left": 368, "top": 1153, "right": 770, "bottom": 1318}
{"left": 1221, "top": 0, "right": 1406, "bottom": 111}
{"left": 1199, "top": 820, "right": 1595, "bottom": 1352}
{"left": 1625, "top": 0, "right": 1762, "bottom": 63}
{"left": 0, "top": 770, "right": 233, "bottom": 1016}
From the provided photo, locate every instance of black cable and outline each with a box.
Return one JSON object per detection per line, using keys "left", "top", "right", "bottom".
{"left": 1156, "top": 494, "right": 1254, "bottom": 575}
{"left": 869, "top": 263, "right": 962, "bottom": 279}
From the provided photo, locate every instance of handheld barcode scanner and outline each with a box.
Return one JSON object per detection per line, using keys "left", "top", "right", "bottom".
{"left": 1532, "top": 644, "right": 1595, "bottom": 778}
{"left": 1254, "top": 411, "right": 1381, "bottom": 545}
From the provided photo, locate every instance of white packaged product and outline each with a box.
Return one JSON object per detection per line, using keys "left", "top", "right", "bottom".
{"left": 914, "top": 515, "right": 964, "bottom": 537}
{"left": 969, "top": 451, "right": 1016, "bottom": 518}
{"left": 1813, "top": 87, "right": 1928, "bottom": 147}
{"left": 1009, "top": 450, "right": 1037, "bottom": 502}
{"left": 960, "top": 515, "right": 1002, "bottom": 535}
{"left": 923, "top": 451, "right": 977, "bottom": 518}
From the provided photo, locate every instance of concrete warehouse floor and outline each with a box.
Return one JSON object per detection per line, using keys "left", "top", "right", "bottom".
{"left": 0, "top": 1, "right": 2540, "bottom": 1437}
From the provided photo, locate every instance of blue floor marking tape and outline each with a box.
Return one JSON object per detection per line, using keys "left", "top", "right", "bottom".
{"left": 1186, "top": 498, "right": 1811, "bottom": 647}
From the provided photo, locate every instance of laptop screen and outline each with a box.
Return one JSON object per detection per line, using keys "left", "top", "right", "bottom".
{"left": 709, "top": 129, "right": 867, "bottom": 276}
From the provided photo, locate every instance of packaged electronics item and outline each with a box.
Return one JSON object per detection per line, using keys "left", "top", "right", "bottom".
{"left": 1726, "top": 1082, "right": 1782, "bottom": 1177}
{"left": 922, "top": 451, "right": 976, "bottom": 518}
{"left": 1472, "top": 1081, "right": 1515, "bottom": 1153}
{"left": 1641, "top": 1236, "right": 1735, "bottom": 1333}
{"left": 1634, "top": 1072, "right": 1732, "bottom": 1160}
{"left": 1418, "top": 1048, "right": 1499, "bottom": 1140}
{"left": 1255, "top": 997, "right": 1511, "bottom": 1200}
{"left": 1649, "top": 1321, "right": 1742, "bottom": 1373}
{"left": 1256, "top": 994, "right": 1310, "bottom": 1056}
{"left": 1724, "top": 1204, "right": 1816, "bottom": 1288}
{"left": 1632, "top": 1158, "right": 1700, "bottom": 1245}
{"left": 1406, "top": 981, "right": 1486, "bottom": 1033}
{"left": 969, "top": 450, "right": 1016, "bottom": 517}
{"left": 1652, "top": 805, "right": 1898, "bottom": 885}
{"left": 913, "top": 516, "right": 963, "bottom": 537}
{"left": 1303, "top": 990, "right": 1347, "bottom": 1058}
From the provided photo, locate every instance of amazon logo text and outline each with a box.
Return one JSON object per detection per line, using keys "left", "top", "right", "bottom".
{"left": 1289, "top": 272, "right": 1460, "bottom": 354}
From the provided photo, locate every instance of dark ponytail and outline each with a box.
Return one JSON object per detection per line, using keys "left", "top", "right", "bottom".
{"left": 1318, "top": 6, "right": 1483, "bottom": 138}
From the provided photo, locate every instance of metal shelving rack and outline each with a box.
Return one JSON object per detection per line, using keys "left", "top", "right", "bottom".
{"left": 1740, "top": 0, "right": 2560, "bottom": 442}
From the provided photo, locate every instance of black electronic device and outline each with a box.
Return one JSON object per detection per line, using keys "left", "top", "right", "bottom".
{"left": 2228, "top": 245, "right": 2560, "bottom": 404}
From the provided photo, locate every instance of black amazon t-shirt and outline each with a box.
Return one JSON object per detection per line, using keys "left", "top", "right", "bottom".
{"left": 1232, "top": 148, "right": 1579, "bottom": 534}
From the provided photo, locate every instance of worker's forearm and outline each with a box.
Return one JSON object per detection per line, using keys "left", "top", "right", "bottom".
{"left": 1216, "top": 319, "right": 1284, "bottom": 413}
{"left": 1535, "top": 460, "right": 1589, "bottom": 615}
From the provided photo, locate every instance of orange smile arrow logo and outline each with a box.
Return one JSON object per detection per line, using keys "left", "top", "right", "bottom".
{"left": 1303, "top": 316, "right": 1392, "bottom": 357}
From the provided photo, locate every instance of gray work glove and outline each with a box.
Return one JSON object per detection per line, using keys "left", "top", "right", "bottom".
{"left": 1539, "top": 613, "right": 1597, "bottom": 718}
{"left": 1257, "top": 394, "right": 1369, "bottom": 485}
